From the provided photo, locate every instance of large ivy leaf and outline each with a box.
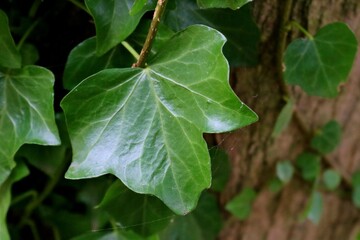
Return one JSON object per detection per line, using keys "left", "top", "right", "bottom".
{"left": 0, "top": 10, "right": 21, "bottom": 69}
{"left": 99, "top": 180, "right": 174, "bottom": 236}
{"left": 284, "top": 22, "right": 358, "bottom": 97}
{"left": 0, "top": 66, "right": 60, "bottom": 184}
{"left": 61, "top": 25, "right": 258, "bottom": 214}
{"left": 164, "top": 0, "right": 260, "bottom": 66}
{"left": 63, "top": 37, "right": 132, "bottom": 90}
{"left": 0, "top": 162, "right": 29, "bottom": 240}
{"left": 85, "top": 0, "right": 155, "bottom": 55}
{"left": 197, "top": 0, "right": 251, "bottom": 10}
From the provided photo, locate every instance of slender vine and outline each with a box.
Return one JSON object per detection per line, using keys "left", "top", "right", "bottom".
{"left": 133, "top": 0, "right": 168, "bottom": 68}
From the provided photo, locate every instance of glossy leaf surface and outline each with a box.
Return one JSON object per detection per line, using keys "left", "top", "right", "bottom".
{"left": 296, "top": 152, "right": 321, "bottom": 181}
{"left": 197, "top": 0, "right": 251, "bottom": 10}
{"left": 63, "top": 37, "right": 132, "bottom": 90}
{"left": 284, "top": 22, "right": 358, "bottom": 97}
{"left": 131, "top": 0, "right": 156, "bottom": 15}
{"left": 85, "top": 0, "right": 155, "bottom": 55}
{"left": 0, "top": 10, "right": 21, "bottom": 69}
{"left": 99, "top": 180, "right": 174, "bottom": 236}
{"left": 210, "top": 148, "right": 230, "bottom": 192}
{"left": 0, "top": 162, "right": 29, "bottom": 240}
{"left": 0, "top": 66, "right": 60, "bottom": 184}
{"left": 225, "top": 187, "right": 257, "bottom": 220}
{"left": 164, "top": 0, "right": 260, "bottom": 66}
{"left": 311, "top": 120, "right": 341, "bottom": 154}
{"left": 62, "top": 25, "right": 257, "bottom": 214}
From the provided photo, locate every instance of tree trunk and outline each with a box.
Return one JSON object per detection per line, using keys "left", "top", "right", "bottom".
{"left": 218, "top": 0, "right": 360, "bottom": 239}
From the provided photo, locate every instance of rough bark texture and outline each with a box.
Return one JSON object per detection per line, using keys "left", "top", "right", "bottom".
{"left": 218, "top": 0, "right": 360, "bottom": 239}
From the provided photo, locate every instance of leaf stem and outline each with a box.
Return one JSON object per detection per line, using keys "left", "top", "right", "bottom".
{"left": 17, "top": 19, "right": 40, "bottom": 50}
{"left": 121, "top": 41, "right": 140, "bottom": 60}
{"left": 67, "top": 0, "right": 90, "bottom": 14}
{"left": 133, "top": 0, "right": 168, "bottom": 68}
{"left": 290, "top": 21, "right": 314, "bottom": 40}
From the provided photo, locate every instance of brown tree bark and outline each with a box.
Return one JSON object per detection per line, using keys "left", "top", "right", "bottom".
{"left": 218, "top": 0, "right": 360, "bottom": 239}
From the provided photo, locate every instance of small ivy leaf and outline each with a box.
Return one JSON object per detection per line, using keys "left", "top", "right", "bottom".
{"left": 164, "top": 0, "right": 260, "bottom": 66}
{"left": 322, "top": 169, "right": 341, "bottom": 191}
{"left": 0, "top": 162, "right": 29, "bottom": 240}
{"left": 271, "top": 98, "right": 294, "bottom": 138}
{"left": 267, "top": 177, "right": 283, "bottom": 193}
{"left": 284, "top": 22, "right": 358, "bottom": 97}
{"left": 295, "top": 152, "right": 321, "bottom": 181}
{"left": 85, "top": 0, "right": 155, "bottom": 55}
{"left": 0, "top": 66, "right": 60, "bottom": 184}
{"left": 304, "top": 191, "right": 323, "bottom": 224}
{"left": 0, "top": 10, "right": 21, "bottom": 69}
{"left": 197, "top": 0, "right": 252, "bottom": 10}
{"left": 276, "top": 160, "right": 294, "bottom": 183}
{"left": 160, "top": 192, "right": 222, "bottom": 240}
{"left": 225, "top": 187, "right": 257, "bottom": 220}
{"left": 131, "top": 0, "right": 156, "bottom": 15}
{"left": 209, "top": 147, "right": 231, "bottom": 192}
{"left": 63, "top": 37, "right": 132, "bottom": 90}
{"left": 61, "top": 25, "right": 258, "bottom": 214}
{"left": 352, "top": 171, "right": 360, "bottom": 208}
{"left": 98, "top": 180, "right": 174, "bottom": 237}
{"left": 311, "top": 120, "right": 342, "bottom": 154}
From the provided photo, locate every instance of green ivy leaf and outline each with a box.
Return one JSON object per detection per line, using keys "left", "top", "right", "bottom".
{"left": 85, "top": 0, "right": 155, "bottom": 55}
{"left": 19, "top": 43, "right": 39, "bottom": 66}
{"left": 197, "top": 0, "right": 252, "bottom": 10}
{"left": 160, "top": 193, "right": 222, "bottom": 240}
{"left": 164, "top": 0, "right": 260, "bottom": 66}
{"left": 267, "top": 177, "right": 283, "bottom": 193}
{"left": 0, "top": 66, "right": 60, "bottom": 184}
{"left": 61, "top": 25, "right": 257, "bottom": 214}
{"left": 304, "top": 191, "right": 323, "bottom": 224}
{"left": 71, "top": 231, "right": 159, "bottom": 240}
{"left": 271, "top": 98, "right": 294, "bottom": 138}
{"left": 0, "top": 10, "right": 21, "bottom": 69}
{"left": 209, "top": 148, "right": 231, "bottom": 192}
{"left": 284, "top": 22, "right": 358, "bottom": 97}
{"left": 99, "top": 180, "right": 174, "bottom": 237}
{"left": 225, "top": 187, "right": 257, "bottom": 220}
{"left": 276, "top": 160, "right": 294, "bottom": 183}
{"left": 352, "top": 171, "right": 360, "bottom": 208}
{"left": 63, "top": 37, "right": 132, "bottom": 90}
{"left": 295, "top": 152, "right": 321, "bottom": 181}
{"left": 311, "top": 120, "right": 342, "bottom": 154}
{"left": 0, "top": 162, "right": 29, "bottom": 240}
{"left": 131, "top": 0, "right": 156, "bottom": 15}
{"left": 322, "top": 169, "right": 341, "bottom": 191}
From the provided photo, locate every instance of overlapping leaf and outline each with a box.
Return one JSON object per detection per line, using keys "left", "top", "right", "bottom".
{"left": 197, "top": 0, "right": 251, "bottom": 10}
{"left": 164, "top": 0, "right": 260, "bottom": 66}
{"left": 0, "top": 10, "right": 21, "bottom": 69}
{"left": 61, "top": 25, "right": 258, "bottom": 214}
{"left": 284, "top": 22, "right": 358, "bottom": 97}
{"left": 0, "top": 66, "right": 60, "bottom": 184}
{"left": 85, "top": 0, "right": 155, "bottom": 55}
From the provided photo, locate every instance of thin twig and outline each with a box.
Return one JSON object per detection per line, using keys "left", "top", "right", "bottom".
{"left": 133, "top": 0, "right": 168, "bottom": 68}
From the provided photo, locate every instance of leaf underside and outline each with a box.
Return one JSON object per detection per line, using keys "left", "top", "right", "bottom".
{"left": 284, "top": 22, "right": 358, "bottom": 98}
{"left": 61, "top": 25, "right": 257, "bottom": 214}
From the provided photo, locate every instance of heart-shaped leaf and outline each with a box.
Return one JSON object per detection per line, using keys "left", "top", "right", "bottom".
{"left": 85, "top": 0, "right": 155, "bottom": 55}
{"left": 61, "top": 25, "right": 257, "bottom": 214}
{"left": 0, "top": 66, "right": 60, "bottom": 184}
{"left": 284, "top": 22, "right": 358, "bottom": 97}
{"left": 0, "top": 10, "right": 21, "bottom": 69}
{"left": 164, "top": 0, "right": 260, "bottom": 66}
{"left": 197, "top": 0, "right": 252, "bottom": 10}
